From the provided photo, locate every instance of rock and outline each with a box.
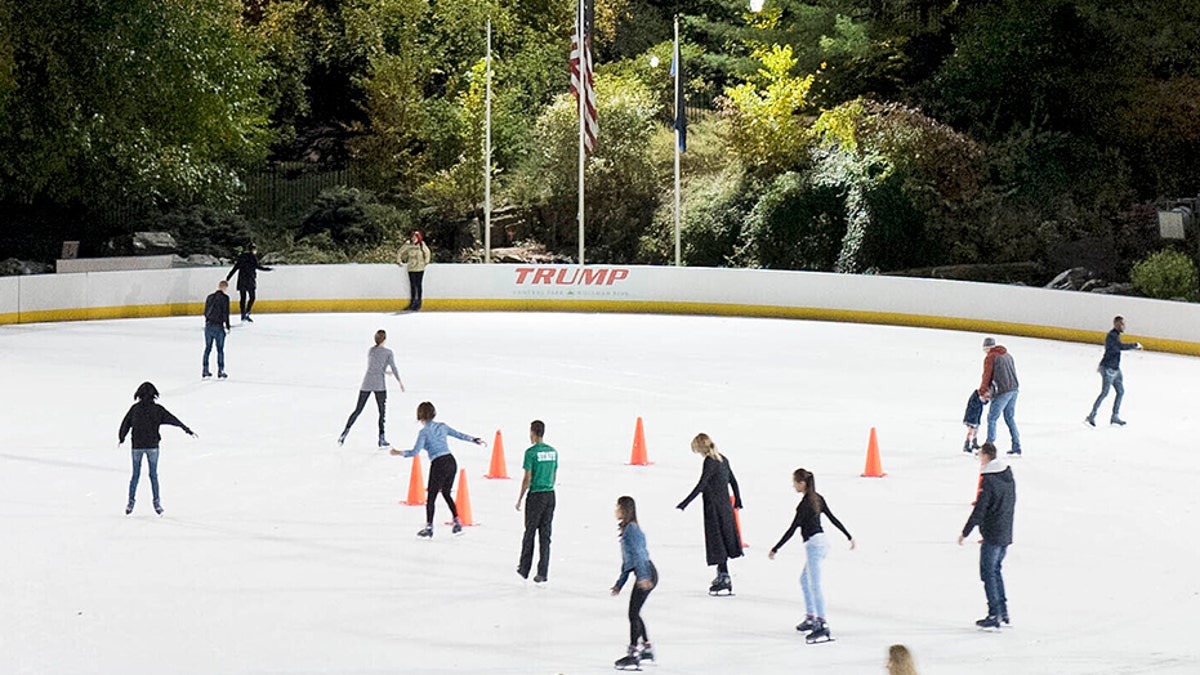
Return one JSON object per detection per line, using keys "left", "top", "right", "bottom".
{"left": 132, "top": 231, "right": 178, "bottom": 254}
{"left": 1089, "top": 283, "right": 1135, "bottom": 296}
{"left": 184, "top": 254, "right": 223, "bottom": 266}
{"left": 261, "top": 252, "right": 286, "bottom": 265}
{"left": 1046, "top": 267, "right": 1093, "bottom": 291}
{"left": 0, "top": 258, "right": 53, "bottom": 275}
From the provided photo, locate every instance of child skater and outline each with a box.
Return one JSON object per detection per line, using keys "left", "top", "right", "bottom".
{"left": 675, "top": 433, "right": 743, "bottom": 595}
{"left": 963, "top": 389, "right": 987, "bottom": 454}
{"left": 338, "top": 329, "right": 405, "bottom": 448}
{"left": 768, "top": 468, "right": 855, "bottom": 644}
{"left": 612, "top": 495, "right": 657, "bottom": 670}
{"left": 392, "top": 401, "right": 485, "bottom": 537}
{"left": 118, "top": 381, "right": 197, "bottom": 515}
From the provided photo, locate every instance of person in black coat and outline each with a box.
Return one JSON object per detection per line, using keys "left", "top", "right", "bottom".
{"left": 676, "top": 433, "right": 743, "bottom": 595}
{"left": 958, "top": 442, "right": 1016, "bottom": 629}
{"left": 118, "top": 382, "right": 197, "bottom": 515}
{"left": 226, "top": 244, "right": 272, "bottom": 322}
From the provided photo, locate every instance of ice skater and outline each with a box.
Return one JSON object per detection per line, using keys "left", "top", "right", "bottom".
{"left": 226, "top": 243, "right": 272, "bottom": 322}
{"left": 962, "top": 389, "right": 987, "bottom": 454}
{"left": 202, "top": 279, "right": 231, "bottom": 379}
{"left": 612, "top": 495, "right": 657, "bottom": 670}
{"left": 1086, "top": 315, "right": 1142, "bottom": 427}
{"left": 768, "top": 468, "right": 855, "bottom": 644}
{"left": 393, "top": 401, "right": 485, "bottom": 537}
{"left": 338, "top": 329, "right": 405, "bottom": 448}
{"left": 515, "top": 419, "right": 558, "bottom": 582}
{"left": 979, "top": 337, "right": 1021, "bottom": 455}
{"left": 958, "top": 442, "right": 1016, "bottom": 629}
{"left": 676, "top": 433, "right": 744, "bottom": 595}
{"left": 118, "top": 381, "right": 197, "bottom": 515}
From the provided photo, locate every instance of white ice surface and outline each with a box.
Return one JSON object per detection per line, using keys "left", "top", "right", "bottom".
{"left": 1, "top": 312, "right": 1198, "bottom": 675}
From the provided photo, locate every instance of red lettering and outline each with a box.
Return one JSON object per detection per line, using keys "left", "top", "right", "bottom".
{"left": 556, "top": 268, "right": 580, "bottom": 285}
{"left": 514, "top": 268, "right": 535, "bottom": 284}
{"left": 607, "top": 269, "right": 629, "bottom": 285}
{"left": 579, "top": 268, "right": 608, "bottom": 285}
{"left": 533, "top": 268, "right": 555, "bottom": 284}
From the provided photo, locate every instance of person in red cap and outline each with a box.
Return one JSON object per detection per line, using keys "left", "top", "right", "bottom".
{"left": 396, "top": 230, "right": 432, "bottom": 311}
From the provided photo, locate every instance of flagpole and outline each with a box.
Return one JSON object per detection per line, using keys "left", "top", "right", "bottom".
{"left": 484, "top": 18, "right": 493, "bottom": 264}
{"left": 577, "top": 0, "right": 586, "bottom": 267}
{"left": 673, "top": 14, "right": 681, "bottom": 267}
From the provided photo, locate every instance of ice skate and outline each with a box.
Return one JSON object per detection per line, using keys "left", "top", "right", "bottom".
{"left": 805, "top": 619, "right": 834, "bottom": 644}
{"left": 154, "top": 502, "right": 163, "bottom": 516}
{"left": 795, "top": 616, "right": 817, "bottom": 632}
{"left": 708, "top": 573, "right": 733, "bottom": 596}
{"left": 378, "top": 434, "right": 390, "bottom": 449}
{"left": 614, "top": 646, "right": 641, "bottom": 671}
{"left": 638, "top": 642, "right": 654, "bottom": 663}
{"left": 451, "top": 516, "right": 463, "bottom": 535}
{"left": 975, "top": 615, "right": 1001, "bottom": 630}
{"left": 217, "top": 371, "right": 227, "bottom": 379}
{"left": 337, "top": 429, "right": 348, "bottom": 446}
{"left": 1110, "top": 417, "right": 1126, "bottom": 426}
{"left": 125, "top": 500, "right": 134, "bottom": 515}
{"left": 417, "top": 524, "right": 433, "bottom": 538}
{"left": 1084, "top": 415, "right": 1096, "bottom": 427}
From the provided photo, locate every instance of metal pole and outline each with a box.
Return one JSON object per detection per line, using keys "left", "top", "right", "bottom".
{"left": 577, "top": 0, "right": 586, "bottom": 267}
{"left": 484, "top": 18, "right": 493, "bottom": 264}
{"left": 673, "top": 14, "right": 681, "bottom": 267}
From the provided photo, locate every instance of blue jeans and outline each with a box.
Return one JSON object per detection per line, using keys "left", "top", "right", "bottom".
{"left": 129, "top": 447, "right": 160, "bottom": 504}
{"left": 979, "top": 542, "right": 1008, "bottom": 617}
{"left": 986, "top": 390, "right": 1021, "bottom": 452}
{"left": 203, "top": 324, "right": 226, "bottom": 374}
{"left": 1089, "top": 367, "right": 1124, "bottom": 420}
{"left": 800, "top": 534, "right": 830, "bottom": 618}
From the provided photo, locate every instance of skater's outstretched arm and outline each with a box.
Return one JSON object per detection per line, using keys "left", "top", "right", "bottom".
{"left": 676, "top": 458, "right": 716, "bottom": 510}
{"left": 445, "top": 425, "right": 484, "bottom": 446}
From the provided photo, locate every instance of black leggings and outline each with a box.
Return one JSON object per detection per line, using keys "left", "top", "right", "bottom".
{"left": 628, "top": 563, "right": 658, "bottom": 646}
{"left": 238, "top": 288, "right": 256, "bottom": 317}
{"left": 408, "top": 271, "right": 424, "bottom": 309}
{"left": 426, "top": 454, "right": 458, "bottom": 523}
{"left": 343, "top": 390, "right": 387, "bottom": 437}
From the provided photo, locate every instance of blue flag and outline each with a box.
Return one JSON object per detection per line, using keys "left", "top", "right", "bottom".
{"left": 671, "top": 39, "right": 686, "bottom": 153}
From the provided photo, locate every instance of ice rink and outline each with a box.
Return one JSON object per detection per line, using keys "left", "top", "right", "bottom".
{"left": 2, "top": 311, "right": 1198, "bottom": 674}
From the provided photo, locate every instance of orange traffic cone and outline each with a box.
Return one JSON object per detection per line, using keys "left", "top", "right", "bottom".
{"left": 628, "top": 417, "right": 652, "bottom": 465}
{"left": 400, "top": 455, "right": 426, "bottom": 505}
{"left": 446, "top": 468, "right": 476, "bottom": 526}
{"left": 485, "top": 430, "right": 509, "bottom": 479}
{"left": 731, "top": 495, "right": 748, "bottom": 548}
{"left": 861, "top": 427, "right": 887, "bottom": 478}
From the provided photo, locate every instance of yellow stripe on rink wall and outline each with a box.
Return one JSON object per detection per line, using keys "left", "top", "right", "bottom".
{"left": 4, "top": 265, "right": 1200, "bottom": 357}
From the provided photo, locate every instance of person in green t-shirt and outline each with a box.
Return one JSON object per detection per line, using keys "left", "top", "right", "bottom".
{"left": 515, "top": 420, "right": 558, "bottom": 582}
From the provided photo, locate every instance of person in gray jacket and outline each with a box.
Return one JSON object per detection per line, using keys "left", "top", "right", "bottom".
{"left": 338, "top": 329, "right": 405, "bottom": 448}
{"left": 978, "top": 337, "right": 1021, "bottom": 456}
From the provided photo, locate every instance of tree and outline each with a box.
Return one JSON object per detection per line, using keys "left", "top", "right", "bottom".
{"left": 720, "top": 44, "right": 815, "bottom": 174}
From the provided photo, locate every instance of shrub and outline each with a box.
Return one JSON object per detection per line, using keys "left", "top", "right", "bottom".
{"left": 1131, "top": 249, "right": 1199, "bottom": 301}
{"left": 157, "top": 206, "right": 253, "bottom": 258}
{"left": 299, "top": 186, "right": 403, "bottom": 248}
{"left": 735, "top": 171, "right": 847, "bottom": 270}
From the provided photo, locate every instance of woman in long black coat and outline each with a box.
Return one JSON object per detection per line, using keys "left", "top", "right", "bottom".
{"left": 226, "top": 243, "right": 272, "bottom": 322}
{"left": 676, "top": 433, "right": 744, "bottom": 595}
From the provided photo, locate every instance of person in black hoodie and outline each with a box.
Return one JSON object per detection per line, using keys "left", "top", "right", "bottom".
{"left": 226, "top": 243, "right": 272, "bottom": 322}
{"left": 769, "top": 467, "right": 855, "bottom": 643}
{"left": 118, "top": 382, "right": 197, "bottom": 515}
{"left": 203, "top": 280, "right": 231, "bottom": 379}
{"left": 676, "top": 433, "right": 743, "bottom": 595}
{"left": 959, "top": 441, "right": 1016, "bottom": 629}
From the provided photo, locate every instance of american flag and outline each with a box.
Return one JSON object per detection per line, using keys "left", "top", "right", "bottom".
{"left": 569, "top": 0, "right": 598, "bottom": 153}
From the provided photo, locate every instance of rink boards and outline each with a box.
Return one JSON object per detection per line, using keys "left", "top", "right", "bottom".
{"left": 2, "top": 263, "right": 1199, "bottom": 355}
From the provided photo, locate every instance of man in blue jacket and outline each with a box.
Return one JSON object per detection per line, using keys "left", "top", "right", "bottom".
{"left": 1086, "top": 315, "right": 1142, "bottom": 426}
{"left": 959, "top": 442, "right": 1016, "bottom": 629}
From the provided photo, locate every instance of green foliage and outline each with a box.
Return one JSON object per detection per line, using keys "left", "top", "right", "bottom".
{"left": 509, "top": 73, "right": 661, "bottom": 263}
{"left": 158, "top": 206, "right": 253, "bottom": 258}
{"left": 0, "top": 0, "right": 271, "bottom": 212}
{"left": 299, "top": 186, "right": 404, "bottom": 248}
{"left": 720, "top": 44, "right": 815, "bottom": 174}
{"left": 735, "top": 171, "right": 847, "bottom": 271}
{"left": 641, "top": 163, "right": 753, "bottom": 267}
{"left": 1131, "top": 249, "right": 1199, "bottom": 301}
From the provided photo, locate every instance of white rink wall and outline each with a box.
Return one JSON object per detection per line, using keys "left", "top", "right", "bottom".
{"left": 2, "top": 264, "right": 1199, "bottom": 354}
